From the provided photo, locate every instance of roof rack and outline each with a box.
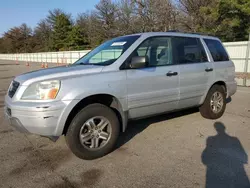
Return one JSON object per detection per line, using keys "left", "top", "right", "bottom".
{"left": 167, "top": 30, "right": 180, "bottom": 32}
{"left": 167, "top": 30, "right": 215, "bottom": 37}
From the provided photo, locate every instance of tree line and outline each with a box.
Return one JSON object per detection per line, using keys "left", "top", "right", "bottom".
{"left": 0, "top": 0, "right": 249, "bottom": 53}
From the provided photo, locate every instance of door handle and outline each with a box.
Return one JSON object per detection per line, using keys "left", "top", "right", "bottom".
{"left": 205, "top": 68, "right": 213, "bottom": 72}
{"left": 166, "top": 71, "right": 178, "bottom": 76}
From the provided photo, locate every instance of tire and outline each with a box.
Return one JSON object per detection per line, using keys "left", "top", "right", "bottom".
{"left": 65, "top": 103, "right": 120, "bottom": 160}
{"left": 199, "top": 85, "right": 226, "bottom": 119}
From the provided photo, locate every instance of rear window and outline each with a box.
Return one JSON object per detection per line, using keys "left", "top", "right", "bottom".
{"left": 204, "top": 39, "right": 229, "bottom": 62}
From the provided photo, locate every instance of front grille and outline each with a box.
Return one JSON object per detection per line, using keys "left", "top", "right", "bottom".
{"left": 8, "top": 81, "right": 20, "bottom": 98}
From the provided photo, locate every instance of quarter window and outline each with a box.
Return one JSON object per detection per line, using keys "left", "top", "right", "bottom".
{"left": 172, "top": 37, "right": 208, "bottom": 64}
{"left": 204, "top": 39, "right": 229, "bottom": 62}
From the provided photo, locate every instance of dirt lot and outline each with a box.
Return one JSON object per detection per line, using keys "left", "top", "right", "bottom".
{"left": 0, "top": 60, "right": 250, "bottom": 188}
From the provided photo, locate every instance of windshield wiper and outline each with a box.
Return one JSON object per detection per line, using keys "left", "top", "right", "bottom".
{"left": 78, "top": 62, "right": 95, "bottom": 65}
{"left": 77, "top": 62, "right": 107, "bottom": 66}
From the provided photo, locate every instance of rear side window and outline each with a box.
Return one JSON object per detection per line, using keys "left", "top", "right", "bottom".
{"left": 172, "top": 37, "right": 208, "bottom": 64}
{"left": 204, "top": 39, "right": 229, "bottom": 62}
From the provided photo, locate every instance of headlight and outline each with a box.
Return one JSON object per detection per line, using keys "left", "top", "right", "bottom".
{"left": 21, "top": 80, "right": 60, "bottom": 100}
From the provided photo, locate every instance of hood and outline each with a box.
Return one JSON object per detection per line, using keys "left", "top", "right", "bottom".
{"left": 15, "top": 65, "right": 104, "bottom": 85}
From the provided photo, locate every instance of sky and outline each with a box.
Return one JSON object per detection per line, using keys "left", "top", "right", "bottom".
{"left": 0, "top": 0, "right": 100, "bottom": 36}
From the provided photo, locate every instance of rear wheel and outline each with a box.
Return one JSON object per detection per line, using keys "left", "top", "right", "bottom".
{"left": 65, "top": 103, "right": 120, "bottom": 160}
{"left": 199, "top": 85, "right": 226, "bottom": 119}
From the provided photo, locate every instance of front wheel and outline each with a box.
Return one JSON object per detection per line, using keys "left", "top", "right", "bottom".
{"left": 65, "top": 103, "right": 120, "bottom": 160}
{"left": 199, "top": 85, "right": 226, "bottom": 119}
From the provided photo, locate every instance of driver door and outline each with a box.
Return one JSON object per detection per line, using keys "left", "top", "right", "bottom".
{"left": 125, "top": 37, "right": 180, "bottom": 119}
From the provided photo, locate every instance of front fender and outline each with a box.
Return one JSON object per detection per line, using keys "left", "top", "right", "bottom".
{"left": 54, "top": 99, "right": 80, "bottom": 136}
{"left": 54, "top": 71, "right": 129, "bottom": 134}
{"left": 54, "top": 94, "right": 128, "bottom": 136}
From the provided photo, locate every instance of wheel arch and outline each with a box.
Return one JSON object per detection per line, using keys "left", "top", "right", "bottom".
{"left": 200, "top": 81, "right": 227, "bottom": 105}
{"left": 211, "top": 81, "right": 227, "bottom": 93}
{"left": 62, "top": 94, "right": 127, "bottom": 135}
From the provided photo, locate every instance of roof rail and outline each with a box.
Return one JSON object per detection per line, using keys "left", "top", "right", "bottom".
{"left": 167, "top": 30, "right": 215, "bottom": 37}
{"left": 168, "top": 30, "right": 201, "bottom": 35}
{"left": 189, "top": 32, "right": 216, "bottom": 37}
{"left": 167, "top": 30, "right": 180, "bottom": 32}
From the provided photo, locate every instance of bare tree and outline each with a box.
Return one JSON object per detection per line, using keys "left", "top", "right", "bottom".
{"left": 132, "top": 0, "right": 177, "bottom": 32}
{"left": 77, "top": 11, "right": 102, "bottom": 47}
{"left": 4, "top": 23, "right": 33, "bottom": 53}
{"left": 95, "top": 0, "right": 119, "bottom": 39}
{"left": 34, "top": 19, "right": 52, "bottom": 51}
{"left": 76, "top": 13, "right": 91, "bottom": 44}
{"left": 176, "top": 0, "right": 215, "bottom": 32}
{"left": 116, "top": 0, "right": 138, "bottom": 34}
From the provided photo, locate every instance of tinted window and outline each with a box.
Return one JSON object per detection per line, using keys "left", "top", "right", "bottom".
{"left": 132, "top": 37, "right": 172, "bottom": 67}
{"left": 172, "top": 37, "right": 208, "bottom": 64}
{"left": 204, "top": 39, "right": 229, "bottom": 62}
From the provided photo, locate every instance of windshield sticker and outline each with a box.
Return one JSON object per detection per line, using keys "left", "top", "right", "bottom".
{"left": 111, "top": 42, "right": 127, "bottom": 46}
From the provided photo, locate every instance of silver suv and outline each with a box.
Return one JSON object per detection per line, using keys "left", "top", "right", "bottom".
{"left": 4, "top": 32, "right": 237, "bottom": 159}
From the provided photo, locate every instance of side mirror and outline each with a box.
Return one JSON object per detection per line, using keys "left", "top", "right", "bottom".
{"left": 130, "top": 56, "right": 147, "bottom": 69}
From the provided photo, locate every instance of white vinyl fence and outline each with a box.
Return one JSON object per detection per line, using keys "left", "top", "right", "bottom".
{"left": 223, "top": 40, "right": 250, "bottom": 86}
{"left": 0, "top": 50, "right": 91, "bottom": 64}
{"left": 0, "top": 39, "right": 250, "bottom": 86}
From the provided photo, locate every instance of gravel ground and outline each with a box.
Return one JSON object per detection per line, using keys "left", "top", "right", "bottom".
{"left": 0, "top": 60, "right": 250, "bottom": 188}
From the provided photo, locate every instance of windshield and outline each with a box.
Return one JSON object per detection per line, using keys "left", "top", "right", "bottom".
{"left": 74, "top": 35, "right": 141, "bottom": 66}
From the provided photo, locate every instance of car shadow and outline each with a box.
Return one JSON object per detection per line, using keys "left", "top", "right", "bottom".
{"left": 202, "top": 122, "right": 250, "bottom": 188}
{"left": 115, "top": 107, "right": 199, "bottom": 149}
{"left": 115, "top": 96, "right": 232, "bottom": 150}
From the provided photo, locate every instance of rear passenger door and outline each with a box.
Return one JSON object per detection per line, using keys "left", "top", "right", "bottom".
{"left": 172, "top": 37, "right": 214, "bottom": 109}
{"left": 203, "top": 39, "right": 233, "bottom": 86}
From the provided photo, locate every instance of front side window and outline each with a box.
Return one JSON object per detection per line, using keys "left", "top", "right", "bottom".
{"left": 74, "top": 35, "right": 140, "bottom": 66}
{"left": 172, "top": 37, "right": 208, "bottom": 64}
{"left": 131, "top": 37, "right": 172, "bottom": 67}
{"left": 204, "top": 39, "right": 229, "bottom": 62}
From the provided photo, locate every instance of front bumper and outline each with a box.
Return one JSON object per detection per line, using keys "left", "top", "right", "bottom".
{"left": 4, "top": 112, "right": 29, "bottom": 133}
{"left": 4, "top": 95, "right": 79, "bottom": 137}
